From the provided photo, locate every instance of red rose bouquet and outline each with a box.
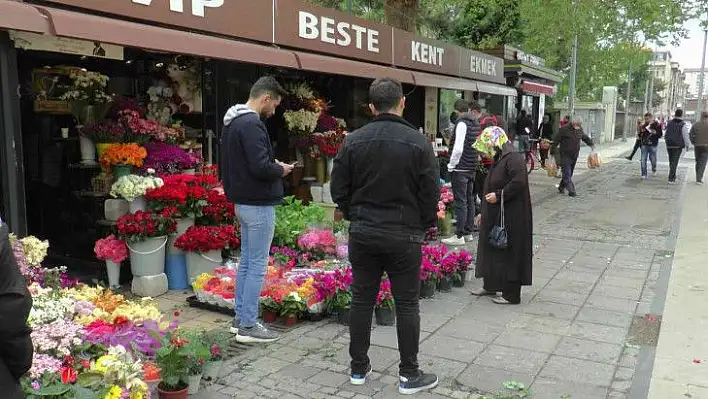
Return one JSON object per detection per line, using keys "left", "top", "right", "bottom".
{"left": 145, "top": 173, "right": 210, "bottom": 218}
{"left": 116, "top": 211, "right": 177, "bottom": 243}
{"left": 173, "top": 225, "right": 240, "bottom": 253}
{"left": 201, "top": 190, "right": 235, "bottom": 225}
{"left": 94, "top": 234, "right": 128, "bottom": 263}
{"left": 313, "top": 129, "right": 346, "bottom": 157}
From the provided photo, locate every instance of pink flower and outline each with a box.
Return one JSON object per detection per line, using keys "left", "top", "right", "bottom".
{"left": 94, "top": 235, "right": 129, "bottom": 263}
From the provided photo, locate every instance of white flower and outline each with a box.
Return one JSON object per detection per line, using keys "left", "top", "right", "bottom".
{"left": 110, "top": 174, "right": 164, "bottom": 202}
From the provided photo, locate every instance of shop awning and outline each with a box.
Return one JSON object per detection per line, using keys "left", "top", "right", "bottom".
{"left": 34, "top": 6, "right": 300, "bottom": 69}
{"left": 476, "top": 82, "right": 517, "bottom": 97}
{"left": 0, "top": 1, "right": 50, "bottom": 34}
{"left": 521, "top": 81, "right": 555, "bottom": 96}
{"left": 412, "top": 71, "right": 478, "bottom": 92}
{"left": 294, "top": 51, "right": 415, "bottom": 85}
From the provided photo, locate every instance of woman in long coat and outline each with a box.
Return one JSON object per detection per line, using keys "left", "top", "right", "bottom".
{"left": 470, "top": 127, "right": 533, "bottom": 304}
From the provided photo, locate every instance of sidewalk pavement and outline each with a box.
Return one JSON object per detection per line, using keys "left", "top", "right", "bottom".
{"left": 647, "top": 168, "right": 708, "bottom": 398}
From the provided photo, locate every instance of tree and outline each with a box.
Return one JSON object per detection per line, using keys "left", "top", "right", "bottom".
{"left": 383, "top": 0, "right": 419, "bottom": 31}
{"left": 652, "top": 79, "right": 666, "bottom": 108}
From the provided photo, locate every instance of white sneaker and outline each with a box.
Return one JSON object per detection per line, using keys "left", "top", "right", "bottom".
{"left": 697, "top": 181, "right": 705, "bottom": 185}
{"left": 464, "top": 234, "right": 475, "bottom": 242}
{"left": 441, "top": 236, "right": 466, "bottom": 246}
{"left": 652, "top": 171, "right": 657, "bottom": 176}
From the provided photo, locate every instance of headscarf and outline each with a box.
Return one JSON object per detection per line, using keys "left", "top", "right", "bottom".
{"left": 472, "top": 126, "right": 509, "bottom": 158}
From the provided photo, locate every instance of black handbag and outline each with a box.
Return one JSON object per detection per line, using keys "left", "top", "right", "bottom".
{"left": 488, "top": 190, "right": 508, "bottom": 250}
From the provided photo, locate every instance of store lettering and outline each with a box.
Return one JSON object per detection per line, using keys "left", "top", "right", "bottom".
{"left": 131, "top": 0, "right": 224, "bottom": 18}
{"left": 469, "top": 55, "right": 497, "bottom": 76}
{"left": 411, "top": 41, "right": 444, "bottom": 67}
{"left": 298, "top": 11, "right": 380, "bottom": 53}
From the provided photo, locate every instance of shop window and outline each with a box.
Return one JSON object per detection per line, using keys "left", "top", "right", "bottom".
{"left": 438, "top": 89, "right": 462, "bottom": 134}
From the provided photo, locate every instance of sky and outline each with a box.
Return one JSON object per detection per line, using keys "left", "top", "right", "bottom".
{"left": 666, "top": 19, "right": 705, "bottom": 69}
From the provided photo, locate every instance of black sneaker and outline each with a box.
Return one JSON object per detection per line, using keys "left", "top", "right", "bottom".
{"left": 350, "top": 364, "right": 372, "bottom": 386}
{"left": 568, "top": 192, "right": 577, "bottom": 197}
{"left": 398, "top": 371, "right": 439, "bottom": 395}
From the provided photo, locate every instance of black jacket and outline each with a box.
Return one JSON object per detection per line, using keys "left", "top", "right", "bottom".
{"left": 552, "top": 124, "right": 594, "bottom": 159}
{"left": 538, "top": 121, "right": 554, "bottom": 140}
{"left": 330, "top": 114, "right": 440, "bottom": 243}
{"left": 0, "top": 224, "right": 33, "bottom": 399}
{"left": 664, "top": 118, "right": 686, "bottom": 148}
{"left": 220, "top": 105, "right": 284, "bottom": 206}
{"left": 639, "top": 121, "right": 663, "bottom": 147}
{"left": 449, "top": 113, "right": 481, "bottom": 171}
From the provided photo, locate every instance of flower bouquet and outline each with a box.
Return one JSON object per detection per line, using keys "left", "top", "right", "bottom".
{"left": 100, "top": 143, "right": 148, "bottom": 178}
{"left": 139, "top": 142, "right": 199, "bottom": 175}
{"left": 119, "top": 109, "right": 184, "bottom": 144}
{"left": 80, "top": 120, "right": 125, "bottom": 144}
{"left": 145, "top": 174, "right": 210, "bottom": 218}
{"left": 297, "top": 228, "right": 337, "bottom": 261}
{"left": 313, "top": 129, "right": 346, "bottom": 157}
{"left": 94, "top": 235, "right": 129, "bottom": 289}
{"left": 375, "top": 278, "right": 395, "bottom": 326}
{"left": 284, "top": 109, "right": 319, "bottom": 138}
{"left": 110, "top": 173, "right": 164, "bottom": 203}
{"left": 201, "top": 190, "right": 236, "bottom": 225}
{"left": 174, "top": 225, "right": 240, "bottom": 283}
{"left": 60, "top": 69, "right": 112, "bottom": 125}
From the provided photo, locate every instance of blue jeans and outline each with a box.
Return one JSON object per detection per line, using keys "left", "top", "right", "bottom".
{"left": 235, "top": 204, "right": 275, "bottom": 328}
{"left": 640, "top": 145, "right": 657, "bottom": 177}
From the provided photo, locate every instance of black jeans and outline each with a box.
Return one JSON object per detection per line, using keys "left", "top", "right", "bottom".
{"left": 696, "top": 146, "right": 708, "bottom": 183}
{"left": 628, "top": 139, "right": 640, "bottom": 160}
{"left": 348, "top": 234, "right": 421, "bottom": 378}
{"left": 451, "top": 171, "right": 475, "bottom": 237}
{"left": 667, "top": 147, "right": 683, "bottom": 182}
{"left": 559, "top": 155, "right": 578, "bottom": 194}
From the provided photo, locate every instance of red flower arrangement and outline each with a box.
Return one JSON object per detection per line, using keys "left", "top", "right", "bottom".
{"left": 116, "top": 211, "right": 177, "bottom": 243}
{"left": 145, "top": 173, "right": 210, "bottom": 218}
{"left": 173, "top": 225, "right": 240, "bottom": 253}
{"left": 202, "top": 190, "right": 235, "bottom": 225}
{"left": 313, "top": 129, "right": 346, "bottom": 157}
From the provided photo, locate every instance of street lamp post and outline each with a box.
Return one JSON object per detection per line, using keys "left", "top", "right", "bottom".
{"left": 696, "top": 27, "right": 708, "bottom": 117}
{"left": 623, "top": 60, "right": 632, "bottom": 142}
{"left": 568, "top": 34, "right": 578, "bottom": 117}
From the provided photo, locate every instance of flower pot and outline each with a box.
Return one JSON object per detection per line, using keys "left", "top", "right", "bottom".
{"left": 337, "top": 307, "right": 350, "bottom": 325}
{"left": 375, "top": 306, "right": 395, "bottom": 326}
{"left": 453, "top": 271, "right": 467, "bottom": 287}
{"left": 165, "top": 253, "right": 189, "bottom": 290}
{"left": 420, "top": 280, "right": 436, "bottom": 298}
{"left": 187, "top": 374, "right": 202, "bottom": 395}
{"left": 438, "top": 217, "right": 453, "bottom": 236}
{"left": 283, "top": 315, "right": 298, "bottom": 326}
{"left": 95, "top": 142, "right": 112, "bottom": 159}
{"left": 157, "top": 385, "right": 188, "bottom": 399}
{"left": 127, "top": 236, "right": 168, "bottom": 277}
{"left": 79, "top": 135, "right": 97, "bottom": 165}
{"left": 112, "top": 164, "right": 133, "bottom": 179}
{"left": 202, "top": 360, "right": 223, "bottom": 381}
{"left": 262, "top": 310, "right": 277, "bottom": 323}
{"left": 104, "top": 199, "right": 129, "bottom": 222}
{"left": 186, "top": 250, "right": 223, "bottom": 284}
{"left": 315, "top": 158, "right": 326, "bottom": 183}
{"left": 437, "top": 275, "right": 453, "bottom": 293}
{"left": 105, "top": 260, "right": 121, "bottom": 289}
{"left": 168, "top": 217, "right": 195, "bottom": 254}
{"left": 129, "top": 196, "right": 147, "bottom": 213}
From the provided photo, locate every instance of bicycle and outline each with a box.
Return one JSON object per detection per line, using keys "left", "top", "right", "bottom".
{"left": 525, "top": 139, "right": 543, "bottom": 174}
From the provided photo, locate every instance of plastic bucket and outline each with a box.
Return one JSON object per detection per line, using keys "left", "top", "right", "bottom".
{"left": 168, "top": 217, "right": 195, "bottom": 255}
{"left": 127, "top": 236, "right": 168, "bottom": 277}
{"left": 105, "top": 260, "right": 121, "bottom": 289}
{"left": 165, "top": 253, "right": 189, "bottom": 289}
{"left": 129, "top": 196, "right": 147, "bottom": 213}
{"left": 112, "top": 165, "right": 132, "bottom": 179}
{"left": 186, "top": 250, "right": 222, "bottom": 284}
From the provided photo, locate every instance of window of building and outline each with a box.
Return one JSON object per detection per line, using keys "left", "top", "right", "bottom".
{"left": 438, "top": 89, "right": 463, "bottom": 133}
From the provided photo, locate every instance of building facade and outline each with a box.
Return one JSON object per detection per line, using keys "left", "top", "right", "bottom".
{"left": 648, "top": 51, "right": 686, "bottom": 117}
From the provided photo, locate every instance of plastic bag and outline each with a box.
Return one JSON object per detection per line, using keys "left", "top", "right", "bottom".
{"left": 587, "top": 152, "right": 601, "bottom": 169}
{"left": 546, "top": 162, "right": 557, "bottom": 177}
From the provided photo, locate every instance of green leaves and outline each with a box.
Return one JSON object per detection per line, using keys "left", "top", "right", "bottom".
{"left": 273, "top": 196, "right": 326, "bottom": 248}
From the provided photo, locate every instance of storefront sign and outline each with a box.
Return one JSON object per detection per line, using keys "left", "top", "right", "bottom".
{"left": 9, "top": 31, "right": 124, "bottom": 60}
{"left": 275, "top": 0, "right": 393, "bottom": 65}
{"left": 460, "top": 49, "right": 504, "bottom": 84}
{"left": 515, "top": 50, "right": 545, "bottom": 67}
{"left": 393, "top": 29, "right": 459, "bottom": 76}
{"left": 40, "top": 0, "right": 273, "bottom": 43}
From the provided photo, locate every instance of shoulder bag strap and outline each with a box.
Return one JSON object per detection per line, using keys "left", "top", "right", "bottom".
{"left": 499, "top": 190, "right": 505, "bottom": 228}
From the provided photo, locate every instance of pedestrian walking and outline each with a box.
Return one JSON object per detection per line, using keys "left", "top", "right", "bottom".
{"left": 537, "top": 113, "right": 554, "bottom": 168}
{"left": 470, "top": 126, "right": 533, "bottom": 305}
{"left": 625, "top": 118, "right": 644, "bottom": 161}
{"left": 330, "top": 78, "right": 440, "bottom": 395}
{"left": 551, "top": 116, "right": 596, "bottom": 197}
{"left": 638, "top": 112, "right": 662, "bottom": 179}
{"left": 442, "top": 99, "right": 482, "bottom": 246}
{"left": 0, "top": 215, "right": 34, "bottom": 399}
{"left": 516, "top": 110, "right": 533, "bottom": 161}
{"left": 221, "top": 76, "right": 294, "bottom": 343}
{"left": 665, "top": 109, "right": 689, "bottom": 184}
{"left": 689, "top": 110, "right": 708, "bottom": 185}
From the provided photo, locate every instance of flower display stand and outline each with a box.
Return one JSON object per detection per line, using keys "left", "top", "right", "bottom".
{"left": 185, "top": 250, "right": 222, "bottom": 285}
{"left": 127, "top": 236, "right": 169, "bottom": 297}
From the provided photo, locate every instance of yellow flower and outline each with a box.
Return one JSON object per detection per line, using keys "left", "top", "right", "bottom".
{"left": 94, "top": 355, "right": 118, "bottom": 373}
{"left": 104, "top": 385, "right": 122, "bottom": 399}
{"left": 130, "top": 393, "right": 143, "bottom": 399}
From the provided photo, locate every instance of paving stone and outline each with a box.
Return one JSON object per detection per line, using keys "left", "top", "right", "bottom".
{"left": 567, "top": 321, "right": 629, "bottom": 345}
{"left": 340, "top": 379, "right": 384, "bottom": 395}
{"left": 607, "top": 390, "right": 629, "bottom": 398}
{"left": 419, "top": 334, "right": 485, "bottom": 361}
{"left": 600, "top": 275, "right": 647, "bottom": 290}
{"left": 576, "top": 306, "right": 634, "bottom": 328}
{"left": 370, "top": 325, "right": 430, "bottom": 349}
{"left": 473, "top": 345, "right": 549, "bottom": 375}
{"left": 618, "top": 348, "right": 639, "bottom": 369}
{"left": 520, "top": 300, "right": 581, "bottom": 320}
{"left": 275, "top": 365, "right": 322, "bottom": 381}
{"left": 533, "top": 289, "right": 590, "bottom": 306}
{"left": 554, "top": 337, "right": 624, "bottom": 365}
{"left": 530, "top": 378, "right": 609, "bottom": 399}
{"left": 436, "top": 318, "right": 505, "bottom": 343}
{"left": 267, "top": 346, "right": 309, "bottom": 363}
{"left": 379, "top": 375, "right": 399, "bottom": 385}
{"left": 318, "top": 386, "right": 338, "bottom": 394}
{"left": 554, "top": 270, "right": 603, "bottom": 283}
{"left": 585, "top": 294, "right": 639, "bottom": 314}
{"left": 307, "top": 370, "right": 350, "bottom": 388}
{"left": 507, "top": 313, "right": 572, "bottom": 335}
{"left": 420, "top": 299, "right": 466, "bottom": 316}
{"left": 457, "top": 364, "right": 535, "bottom": 394}
{"left": 545, "top": 279, "right": 596, "bottom": 294}
{"left": 336, "top": 391, "right": 356, "bottom": 398}
{"left": 190, "top": 390, "right": 231, "bottom": 399}
{"left": 248, "top": 357, "right": 291, "bottom": 374}
{"left": 420, "top": 312, "right": 454, "bottom": 332}
{"left": 538, "top": 356, "right": 615, "bottom": 387}
{"left": 492, "top": 328, "right": 563, "bottom": 353}
{"left": 591, "top": 283, "right": 643, "bottom": 300}
{"left": 289, "top": 336, "right": 332, "bottom": 351}
{"left": 334, "top": 344, "right": 400, "bottom": 372}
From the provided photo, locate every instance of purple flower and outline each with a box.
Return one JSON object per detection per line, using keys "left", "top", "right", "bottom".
{"left": 139, "top": 142, "right": 199, "bottom": 174}
{"left": 31, "top": 381, "right": 40, "bottom": 390}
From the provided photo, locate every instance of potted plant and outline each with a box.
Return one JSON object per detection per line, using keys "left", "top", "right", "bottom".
{"left": 174, "top": 225, "right": 240, "bottom": 284}
{"left": 279, "top": 292, "right": 306, "bottom": 326}
{"left": 419, "top": 257, "right": 440, "bottom": 298}
{"left": 117, "top": 211, "right": 176, "bottom": 280}
{"left": 438, "top": 254, "right": 456, "bottom": 293}
{"left": 140, "top": 142, "right": 200, "bottom": 175}
{"left": 202, "top": 330, "right": 229, "bottom": 381}
{"left": 328, "top": 288, "right": 352, "bottom": 325}
{"left": 259, "top": 296, "right": 281, "bottom": 323}
{"left": 452, "top": 250, "right": 473, "bottom": 287}
{"left": 180, "top": 328, "right": 210, "bottom": 395}
{"left": 110, "top": 172, "right": 164, "bottom": 213}
{"left": 296, "top": 227, "right": 337, "bottom": 261}
{"left": 80, "top": 120, "right": 124, "bottom": 158}
{"left": 93, "top": 234, "right": 128, "bottom": 289}
{"left": 375, "top": 278, "right": 395, "bottom": 326}
{"left": 145, "top": 174, "right": 211, "bottom": 236}
{"left": 153, "top": 331, "right": 190, "bottom": 399}
{"left": 100, "top": 143, "right": 148, "bottom": 178}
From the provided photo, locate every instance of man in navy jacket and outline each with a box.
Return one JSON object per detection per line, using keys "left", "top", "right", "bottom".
{"left": 221, "top": 77, "right": 294, "bottom": 343}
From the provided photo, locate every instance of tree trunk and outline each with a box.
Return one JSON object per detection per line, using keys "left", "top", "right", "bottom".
{"left": 384, "top": 0, "right": 419, "bottom": 32}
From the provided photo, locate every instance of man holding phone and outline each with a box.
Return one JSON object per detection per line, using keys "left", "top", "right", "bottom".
{"left": 221, "top": 76, "right": 294, "bottom": 343}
